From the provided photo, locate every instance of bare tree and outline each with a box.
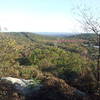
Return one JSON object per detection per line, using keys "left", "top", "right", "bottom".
{"left": 75, "top": 7, "right": 100, "bottom": 91}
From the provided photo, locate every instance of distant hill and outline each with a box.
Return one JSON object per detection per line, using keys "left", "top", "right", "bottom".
{"left": 0, "top": 32, "right": 96, "bottom": 41}
{"left": 0, "top": 32, "right": 63, "bottom": 45}
{"left": 67, "top": 33, "right": 97, "bottom": 45}
{"left": 35, "top": 32, "right": 78, "bottom": 37}
{"left": 68, "top": 33, "right": 96, "bottom": 39}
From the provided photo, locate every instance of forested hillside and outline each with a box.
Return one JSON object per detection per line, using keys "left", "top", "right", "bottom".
{"left": 0, "top": 32, "right": 99, "bottom": 100}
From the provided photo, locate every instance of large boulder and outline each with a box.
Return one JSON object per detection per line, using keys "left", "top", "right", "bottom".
{"left": 0, "top": 77, "right": 42, "bottom": 96}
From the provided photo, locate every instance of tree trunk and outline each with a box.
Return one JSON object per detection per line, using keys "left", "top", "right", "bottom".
{"left": 97, "top": 34, "right": 100, "bottom": 89}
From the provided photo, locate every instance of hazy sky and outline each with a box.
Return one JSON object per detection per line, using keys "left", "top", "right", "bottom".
{"left": 0, "top": 0, "right": 100, "bottom": 32}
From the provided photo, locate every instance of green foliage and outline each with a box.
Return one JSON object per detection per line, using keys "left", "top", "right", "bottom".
{"left": 0, "top": 32, "right": 97, "bottom": 95}
{"left": 30, "top": 46, "right": 90, "bottom": 78}
{"left": 27, "top": 78, "right": 41, "bottom": 88}
{"left": 0, "top": 34, "right": 18, "bottom": 68}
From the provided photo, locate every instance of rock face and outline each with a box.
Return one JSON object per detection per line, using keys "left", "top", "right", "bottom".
{"left": 0, "top": 77, "right": 42, "bottom": 96}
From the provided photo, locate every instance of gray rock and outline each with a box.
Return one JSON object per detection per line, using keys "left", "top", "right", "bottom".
{"left": 0, "top": 77, "right": 42, "bottom": 96}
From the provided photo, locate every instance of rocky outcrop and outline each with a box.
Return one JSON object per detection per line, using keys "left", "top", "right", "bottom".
{"left": 1, "top": 76, "right": 99, "bottom": 100}
{"left": 0, "top": 77, "right": 42, "bottom": 96}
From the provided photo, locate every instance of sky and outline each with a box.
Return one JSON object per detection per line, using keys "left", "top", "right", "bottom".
{"left": 0, "top": 0, "right": 100, "bottom": 32}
